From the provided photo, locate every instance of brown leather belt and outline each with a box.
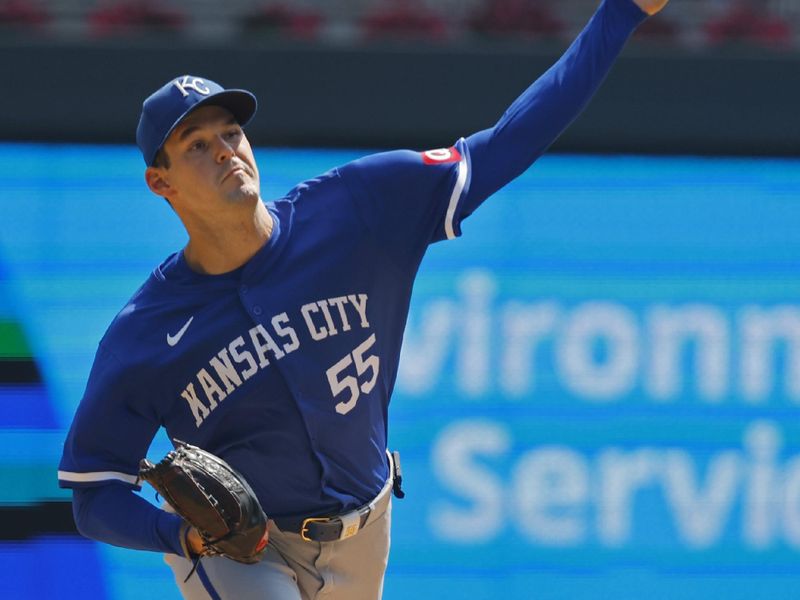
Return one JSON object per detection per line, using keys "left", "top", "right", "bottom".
{"left": 274, "top": 504, "right": 373, "bottom": 543}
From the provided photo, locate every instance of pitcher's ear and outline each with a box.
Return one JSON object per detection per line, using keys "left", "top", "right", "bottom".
{"left": 145, "top": 167, "right": 172, "bottom": 198}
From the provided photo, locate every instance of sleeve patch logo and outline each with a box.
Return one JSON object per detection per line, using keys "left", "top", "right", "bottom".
{"left": 421, "top": 147, "right": 462, "bottom": 165}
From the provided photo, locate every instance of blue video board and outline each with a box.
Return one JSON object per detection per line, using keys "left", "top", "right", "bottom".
{"left": 1, "top": 144, "right": 799, "bottom": 599}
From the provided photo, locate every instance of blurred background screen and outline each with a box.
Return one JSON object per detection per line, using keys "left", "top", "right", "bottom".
{"left": 2, "top": 145, "right": 799, "bottom": 599}
{"left": 1, "top": 0, "right": 799, "bottom": 598}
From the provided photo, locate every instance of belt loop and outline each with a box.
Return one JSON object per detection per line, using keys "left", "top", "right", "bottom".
{"left": 338, "top": 510, "right": 362, "bottom": 540}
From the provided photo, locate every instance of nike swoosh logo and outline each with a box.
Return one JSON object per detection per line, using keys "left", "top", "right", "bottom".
{"left": 167, "top": 316, "right": 194, "bottom": 347}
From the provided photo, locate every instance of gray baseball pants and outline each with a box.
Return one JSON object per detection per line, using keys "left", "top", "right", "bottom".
{"left": 164, "top": 479, "right": 393, "bottom": 600}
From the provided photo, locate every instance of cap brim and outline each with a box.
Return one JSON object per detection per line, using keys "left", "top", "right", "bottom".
{"left": 150, "top": 89, "right": 257, "bottom": 165}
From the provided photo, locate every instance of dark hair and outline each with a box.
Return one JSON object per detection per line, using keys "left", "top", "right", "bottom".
{"left": 152, "top": 147, "right": 171, "bottom": 169}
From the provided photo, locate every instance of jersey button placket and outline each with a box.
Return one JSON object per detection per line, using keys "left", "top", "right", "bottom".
{"left": 253, "top": 305, "right": 263, "bottom": 316}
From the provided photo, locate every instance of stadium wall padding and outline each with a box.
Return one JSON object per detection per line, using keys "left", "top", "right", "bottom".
{"left": 1, "top": 40, "right": 797, "bottom": 155}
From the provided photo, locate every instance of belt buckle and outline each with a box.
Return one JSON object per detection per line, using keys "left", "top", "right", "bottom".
{"left": 300, "top": 517, "right": 329, "bottom": 542}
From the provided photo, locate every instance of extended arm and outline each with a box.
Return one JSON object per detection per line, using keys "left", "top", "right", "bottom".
{"left": 463, "top": 0, "right": 660, "bottom": 210}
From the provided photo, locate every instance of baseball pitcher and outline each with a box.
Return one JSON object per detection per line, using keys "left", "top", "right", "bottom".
{"left": 58, "top": 1, "right": 670, "bottom": 598}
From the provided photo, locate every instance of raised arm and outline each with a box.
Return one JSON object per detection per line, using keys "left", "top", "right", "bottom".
{"left": 463, "top": 0, "right": 667, "bottom": 209}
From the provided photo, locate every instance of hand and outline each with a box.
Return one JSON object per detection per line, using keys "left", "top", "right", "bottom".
{"left": 186, "top": 524, "right": 270, "bottom": 557}
{"left": 633, "top": 0, "right": 669, "bottom": 16}
{"left": 186, "top": 526, "right": 205, "bottom": 556}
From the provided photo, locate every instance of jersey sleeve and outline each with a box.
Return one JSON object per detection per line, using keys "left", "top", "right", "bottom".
{"left": 462, "top": 0, "right": 647, "bottom": 212}
{"left": 337, "top": 136, "right": 472, "bottom": 262}
{"left": 58, "top": 341, "right": 160, "bottom": 490}
{"left": 338, "top": 0, "right": 645, "bottom": 261}
{"left": 72, "top": 484, "right": 186, "bottom": 556}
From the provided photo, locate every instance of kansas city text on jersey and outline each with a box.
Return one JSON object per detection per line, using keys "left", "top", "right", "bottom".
{"left": 181, "top": 293, "right": 372, "bottom": 427}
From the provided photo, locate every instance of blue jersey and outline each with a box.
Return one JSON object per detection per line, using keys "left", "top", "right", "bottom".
{"left": 58, "top": 0, "right": 647, "bottom": 553}
{"left": 59, "top": 140, "right": 473, "bottom": 517}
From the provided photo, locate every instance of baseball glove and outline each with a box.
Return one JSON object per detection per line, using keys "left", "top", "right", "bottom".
{"left": 138, "top": 441, "right": 268, "bottom": 565}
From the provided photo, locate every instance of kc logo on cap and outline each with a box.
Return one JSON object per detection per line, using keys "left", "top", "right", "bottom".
{"left": 136, "top": 75, "right": 258, "bottom": 166}
{"left": 173, "top": 76, "right": 211, "bottom": 98}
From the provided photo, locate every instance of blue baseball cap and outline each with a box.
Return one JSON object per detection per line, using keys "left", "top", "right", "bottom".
{"left": 136, "top": 75, "right": 257, "bottom": 166}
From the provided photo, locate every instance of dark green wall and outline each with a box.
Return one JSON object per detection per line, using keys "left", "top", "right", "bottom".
{"left": 1, "top": 40, "right": 797, "bottom": 155}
